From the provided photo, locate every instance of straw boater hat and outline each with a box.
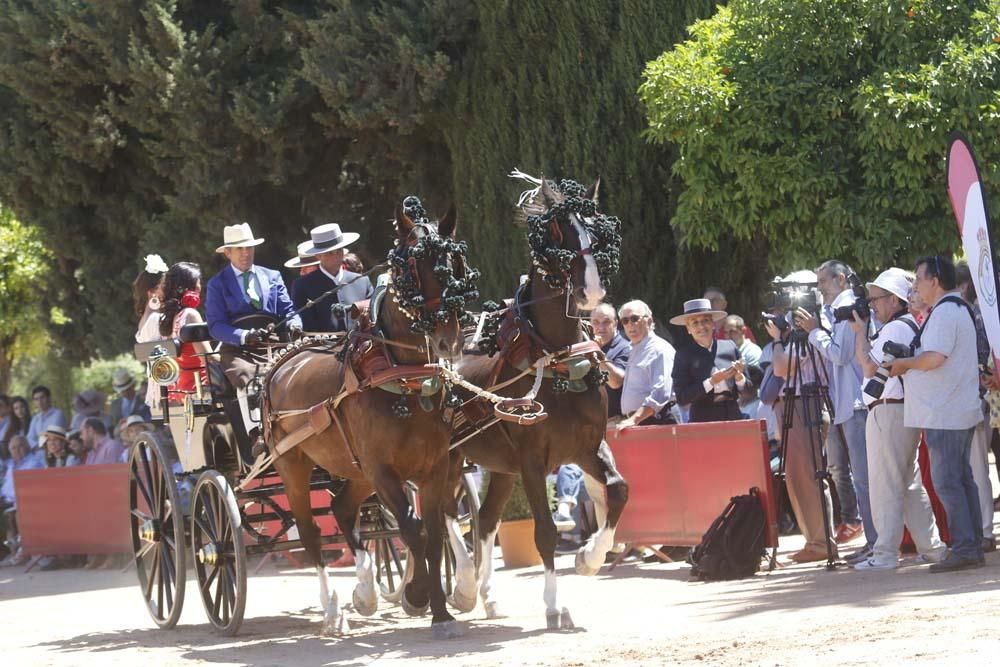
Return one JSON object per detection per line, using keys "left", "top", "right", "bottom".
{"left": 125, "top": 414, "right": 147, "bottom": 428}
{"left": 669, "top": 298, "right": 729, "bottom": 326}
{"left": 73, "top": 390, "right": 106, "bottom": 416}
{"left": 284, "top": 241, "right": 322, "bottom": 269}
{"left": 44, "top": 425, "right": 67, "bottom": 441}
{"left": 112, "top": 369, "right": 137, "bottom": 393}
{"left": 301, "top": 223, "right": 359, "bottom": 256}
{"left": 215, "top": 222, "right": 265, "bottom": 253}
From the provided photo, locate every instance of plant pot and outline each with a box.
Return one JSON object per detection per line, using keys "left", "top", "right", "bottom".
{"left": 497, "top": 519, "right": 543, "bottom": 568}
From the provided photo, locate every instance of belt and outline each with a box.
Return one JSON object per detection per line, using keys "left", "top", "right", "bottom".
{"left": 868, "top": 398, "right": 903, "bottom": 409}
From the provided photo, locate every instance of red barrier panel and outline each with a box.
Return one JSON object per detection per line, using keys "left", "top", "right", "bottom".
{"left": 608, "top": 419, "right": 777, "bottom": 549}
{"left": 15, "top": 464, "right": 130, "bottom": 556}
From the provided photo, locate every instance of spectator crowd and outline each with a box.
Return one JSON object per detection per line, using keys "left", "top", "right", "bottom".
{"left": 0, "top": 371, "right": 154, "bottom": 569}
{"left": 553, "top": 255, "right": 999, "bottom": 574}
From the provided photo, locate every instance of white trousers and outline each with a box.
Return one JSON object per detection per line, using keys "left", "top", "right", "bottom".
{"left": 969, "top": 421, "right": 994, "bottom": 538}
{"left": 866, "top": 404, "right": 946, "bottom": 564}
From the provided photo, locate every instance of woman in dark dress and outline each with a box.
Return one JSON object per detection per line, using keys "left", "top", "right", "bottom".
{"left": 671, "top": 299, "right": 749, "bottom": 423}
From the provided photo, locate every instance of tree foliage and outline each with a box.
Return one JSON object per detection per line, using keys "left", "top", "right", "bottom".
{"left": 0, "top": 207, "right": 52, "bottom": 392}
{"left": 0, "top": 1, "right": 725, "bottom": 361}
{"left": 641, "top": 0, "right": 1000, "bottom": 274}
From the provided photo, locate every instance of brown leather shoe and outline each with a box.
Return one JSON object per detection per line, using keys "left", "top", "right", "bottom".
{"left": 835, "top": 522, "right": 863, "bottom": 544}
{"left": 789, "top": 548, "right": 832, "bottom": 563}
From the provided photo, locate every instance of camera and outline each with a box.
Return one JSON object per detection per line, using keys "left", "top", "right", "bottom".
{"left": 764, "top": 278, "right": 823, "bottom": 332}
{"left": 832, "top": 284, "right": 870, "bottom": 324}
{"left": 863, "top": 340, "right": 913, "bottom": 400}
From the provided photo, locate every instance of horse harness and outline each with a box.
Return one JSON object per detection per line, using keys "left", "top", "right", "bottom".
{"left": 262, "top": 284, "right": 446, "bottom": 468}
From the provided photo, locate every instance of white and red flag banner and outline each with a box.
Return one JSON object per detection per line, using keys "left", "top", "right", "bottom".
{"left": 946, "top": 133, "right": 1000, "bottom": 360}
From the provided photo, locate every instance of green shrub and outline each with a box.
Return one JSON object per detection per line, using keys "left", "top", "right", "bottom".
{"left": 480, "top": 471, "right": 556, "bottom": 522}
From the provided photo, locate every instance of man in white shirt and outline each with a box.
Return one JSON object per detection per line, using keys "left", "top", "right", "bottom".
{"left": 615, "top": 300, "right": 676, "bottom": 432}
{"left": 26, "top": 386, "right": 67, "bottom": 450}
{"left": 891, "top": 255, "right": 984, "bottom": 572}
{"left": 848, "top": 269, "right": 946, "bottom": 570}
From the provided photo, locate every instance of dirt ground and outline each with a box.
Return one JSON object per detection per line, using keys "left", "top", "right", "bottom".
{"left": 3, "top": 525, "right": 1000, "bottom": 667}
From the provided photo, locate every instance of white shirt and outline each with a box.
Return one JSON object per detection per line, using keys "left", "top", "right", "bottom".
{"left": 621, "top": 333, "right": 676, "bottom": 415}
{"left": 903, "top": 292, "right": 982, "bottom": 430}
{"left": 320, "top": 266, "right": 345, "bottom": 284}
{"left": 863, "top": 315, "right": 917, "bottom": 406}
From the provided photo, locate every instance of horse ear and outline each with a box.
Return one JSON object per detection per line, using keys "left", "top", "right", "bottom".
{"left": 586, "top": 176, "right": 601, "bottom": 206}
{"left": 541, "top": 179, "right": 560, "bottom": 205}
{"left": 439, "top": 205, "right": 457, "bottom": 237}
{"left": 395, "top": 205, "right": 415, "bottom": 237}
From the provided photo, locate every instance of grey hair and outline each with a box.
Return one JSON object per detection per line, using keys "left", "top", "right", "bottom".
{"left": 618, "top": 299, "right": 654, "bottom": 330}
{"left": 591, "top": 302, "right": 617, "bottom": 320}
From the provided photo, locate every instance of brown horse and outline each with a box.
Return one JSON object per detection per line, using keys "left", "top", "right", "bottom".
{"left": 446, "top": 177, "right": 629, "bottom": 629}
{"left": 263, "top": 200, "right": 474, "bottom": 638}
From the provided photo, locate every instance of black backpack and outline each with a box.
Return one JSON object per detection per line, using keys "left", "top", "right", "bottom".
{"left": 690, "top": 488, "right": 767, "bottom": 581}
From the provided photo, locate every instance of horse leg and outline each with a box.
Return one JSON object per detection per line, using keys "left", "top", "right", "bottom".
{"left": 576, "top": 438, "right": 629, "bottom": 576}
{"left": 475, "top": 471, "right": 515, "bottom": 619}
{"left": 520, "top": 463, "right": 574, "bottom": 631}
{"left": 421, "top": 477, "right": 463, "bottom": 639}
{"left": 370, "top": 465, "right": 430, "bottom": 617}
{"left": 275, "top": 455, "right": 345, "bottom": 635}
{"left": 443, "top": 467, "right": 478, "bottom": 614}
{"left": 330, "top": 479, "right": 378, "bottom": 617}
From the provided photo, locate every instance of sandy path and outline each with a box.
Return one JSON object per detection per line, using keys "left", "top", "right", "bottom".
{"left": 3, "top": 531, "right": 999, "bottom": 667}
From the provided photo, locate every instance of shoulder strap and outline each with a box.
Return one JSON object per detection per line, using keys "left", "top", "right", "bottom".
{"left": 914, "top": 295, "right": 975, "bottom": 350}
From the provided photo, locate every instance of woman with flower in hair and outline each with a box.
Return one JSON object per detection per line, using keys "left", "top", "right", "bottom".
{"left": 135, "top": 254, "right": 169, "bottom": 409}
{"left": 159, "top": 262, "right": 213, "bottom": 404}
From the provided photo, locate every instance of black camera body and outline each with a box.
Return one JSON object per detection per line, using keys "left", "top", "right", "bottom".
{"left": 863, "top": 340, "right": 914, "bottom": 400}
{"left": 763, "top": 279, "right": 823, "bottom": 334}
{"left": 832, "top": 284, "right": 870, "bottom": 324}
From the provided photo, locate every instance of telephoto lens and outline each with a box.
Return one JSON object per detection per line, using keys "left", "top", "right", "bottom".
{"left": 863, "top": 340, "right": 911, "bottom": 399}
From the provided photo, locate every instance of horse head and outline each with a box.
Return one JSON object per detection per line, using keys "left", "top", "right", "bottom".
{"left": 385, "top": 196, "right": 479, "bottom": 361}
{"left": 524, "top": 177, "right": 621, "bottom": 311}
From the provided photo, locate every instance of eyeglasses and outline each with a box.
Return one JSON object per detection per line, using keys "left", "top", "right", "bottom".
{"left": 868, "top": 294, "right": 892, "bottom": 303}
{"left": 621, "top": 314, "right": 646, "bottom": 325}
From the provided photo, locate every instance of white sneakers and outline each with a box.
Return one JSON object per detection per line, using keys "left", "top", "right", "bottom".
{"left": 853, "top": 558, "right": 897, "bottom": 570}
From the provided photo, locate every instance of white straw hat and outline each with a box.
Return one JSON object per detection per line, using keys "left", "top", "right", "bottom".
{"left": 216, "top": 223, "right": 265, "bottom": 253}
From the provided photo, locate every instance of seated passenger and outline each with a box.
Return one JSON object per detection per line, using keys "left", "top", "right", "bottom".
{"left": 159, "top": 262, "right": 213, "bottom": 404}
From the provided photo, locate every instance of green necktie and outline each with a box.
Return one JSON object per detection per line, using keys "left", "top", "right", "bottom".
{"left": 242, "top": 271, "right": 262, "bottom": 310}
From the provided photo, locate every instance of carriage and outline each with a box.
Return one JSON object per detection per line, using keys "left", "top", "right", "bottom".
{"left": 128, "top": 322, "right": 481, "bottom": 636}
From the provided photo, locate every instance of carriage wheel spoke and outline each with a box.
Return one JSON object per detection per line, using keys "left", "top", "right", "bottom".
{"left": 212, "top": 567, "right": 224, "bottom": 619}
{"left": 144, "top": 547, "right": 161, "bottom": 603}
{"left": 134, "top": 455, "right": 154, "bottom": 510}
{"left": 161, "top": 545, "right": 175, "bottom": 611}
{"left": 136, "top": 540, "right": 156, "bottom": 560}
{"left": 194, "top": 514, "right": 216, "bottom": 544}
{"left": 131, "top": 508, "right": 152, "bottom": 523}
{"left": 201, "top": 562, "right": 220, "bottom": 595}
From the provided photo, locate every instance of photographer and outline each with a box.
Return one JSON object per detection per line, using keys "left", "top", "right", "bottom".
{"left": 847, "top": 269, "right": 946, "bottom": 570}
{"left": 890, "top": 255, "right": 984, "bottom": 572}
{"left": 794, "top": 260, "right": 870, "bottom": 560}
{"left": 767, "top": 289, "right": 838, "bottom": 563}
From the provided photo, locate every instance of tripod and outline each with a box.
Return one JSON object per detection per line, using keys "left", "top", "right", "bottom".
{"left": 771, "top": 327, "right": 839, "bottom": 570}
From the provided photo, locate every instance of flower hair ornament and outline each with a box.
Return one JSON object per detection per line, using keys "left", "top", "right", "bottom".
{"left": 179, "top": 290, "right": 201, "bottom": 309}
{"left": 144, "top": 254, "right": 169, "bottom": 274}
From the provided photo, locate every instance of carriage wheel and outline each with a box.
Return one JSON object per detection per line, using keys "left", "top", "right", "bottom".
{"left": 368, "top": 498, "right": 408, "bottom": 603}
{"left": 444, "top": 472, "right": 482, "bottom": 608}
{"left": 128, "top": 431, "right": 187, "bottom": 629}
{"left": 191, "top": 470, "right": 247, "bottom": 635}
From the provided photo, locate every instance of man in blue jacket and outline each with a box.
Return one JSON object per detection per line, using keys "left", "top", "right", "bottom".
{"left": 206, "top": 223, "right": 302, "bottom": 457}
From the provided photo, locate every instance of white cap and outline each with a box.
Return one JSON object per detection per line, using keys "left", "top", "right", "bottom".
{"left": 866, "top": 268, "right": 912, "bottom": 302}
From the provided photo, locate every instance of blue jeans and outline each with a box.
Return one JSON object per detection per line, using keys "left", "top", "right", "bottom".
{"left": 826, "top": 413, "right": 861, "bottom": 527}
{"left": 842, "top": 409, "right": 875, "bottom": 548}
{"left": 925, "top": 427, "right": 984, "bottom": 560}
{"left": 556, "top": 464, "right": 584, "bottom": 505}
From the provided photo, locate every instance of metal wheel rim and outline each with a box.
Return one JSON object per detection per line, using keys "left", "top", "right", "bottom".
{"left": 191, "top": 471, "right": 247, "bottom": 635}
{"left": 444, "top": 473, "right": 482, "bottom": 602}
{"left": 128, "top": 434, "right": 186, "bottom": 629}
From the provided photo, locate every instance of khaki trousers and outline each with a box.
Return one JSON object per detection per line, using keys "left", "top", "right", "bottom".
{"left": 781, "top": 396, "right": 837, "bottom": 554}
{"left": 866, "top": 403, "right": 945, "bottom": 564}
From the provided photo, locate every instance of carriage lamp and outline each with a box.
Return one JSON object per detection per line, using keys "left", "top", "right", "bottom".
{"left": 148, "top": 351, "right": 181, "bottom": 387}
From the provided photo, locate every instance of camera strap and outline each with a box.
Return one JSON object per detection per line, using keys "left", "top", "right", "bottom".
{"left": 911, "top": 295, "right": 976, "bottom": 353}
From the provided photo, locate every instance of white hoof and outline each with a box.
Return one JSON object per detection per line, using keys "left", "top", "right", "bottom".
{"left": 321, "top": 608, "right": 346, "bottom": 636}
{"left": 380, "top": 581, "right": 404, "bottom": 604}
{"left": 484, "top": 600, "right": 504, "bottom": 619}
{"left": 546, "top": 609, "right": 560, "bottom": 630}
{"left": 401, "top": 591, "right": 430, "bottom": 617}
{"left": 560, "top": 607, "right": 575, "bottom": 630}
{"left": 432, "top": 619, "right": 465, "bottom": 640}
{"left": 575, "top": 547, "right": 601, "bottom": 576}
{"left": 353, "top": 586, "right": 378, "bottom": 617}
{"left": 447, "top": 586, "right": 477, "bottom": 614}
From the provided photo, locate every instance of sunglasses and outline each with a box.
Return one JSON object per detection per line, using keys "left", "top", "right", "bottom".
{"left": 621, "top": 314, "right": 646, "bottom": 325}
